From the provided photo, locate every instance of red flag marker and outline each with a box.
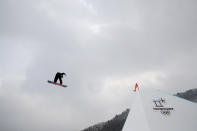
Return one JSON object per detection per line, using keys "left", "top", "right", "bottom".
{"left": 134, "top": 83, "right": 139, "bottom": 92}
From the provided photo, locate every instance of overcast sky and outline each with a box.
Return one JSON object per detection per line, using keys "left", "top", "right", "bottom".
{"left": 1, "top": 0, "right": 197, "bottom": 130}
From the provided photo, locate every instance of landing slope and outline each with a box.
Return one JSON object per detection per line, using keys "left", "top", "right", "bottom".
{"left": 123, "top": 88, "right": 197, "bottom": 131}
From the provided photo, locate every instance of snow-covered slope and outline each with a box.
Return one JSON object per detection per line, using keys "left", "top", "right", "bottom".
{"left": 123, "top": 88, "right": 197, "bottom": 131}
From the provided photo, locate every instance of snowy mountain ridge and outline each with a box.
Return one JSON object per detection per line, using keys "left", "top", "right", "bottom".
{"left": 81, "top": 109, "right": 129, "bottom": 131}
{"left": 176, "top": 88, "right": 197, "bottom": 102}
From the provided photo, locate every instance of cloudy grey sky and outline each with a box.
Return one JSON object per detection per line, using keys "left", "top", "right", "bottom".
{"left": 1, "top": 0, "right": 197, "bottom": 130}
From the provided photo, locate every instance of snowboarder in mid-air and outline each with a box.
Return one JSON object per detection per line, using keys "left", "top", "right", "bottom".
{"left": 54, "top": 72, "right": 66, "bottom": 85}
{"left": 47, "top": 72, "right": 67, "bottom": 87}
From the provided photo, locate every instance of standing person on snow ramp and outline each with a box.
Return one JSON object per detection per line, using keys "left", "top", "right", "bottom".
{"left": 47, "top": 72, "right": 67, "bottom": 87}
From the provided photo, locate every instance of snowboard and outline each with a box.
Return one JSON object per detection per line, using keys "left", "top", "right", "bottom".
{"left": 47, "top": 80, "right": 67, "bottom": 88}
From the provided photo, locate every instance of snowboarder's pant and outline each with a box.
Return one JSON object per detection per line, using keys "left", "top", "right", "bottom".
{"left": 54, "top": 74, "right": 62, "bottom": 84}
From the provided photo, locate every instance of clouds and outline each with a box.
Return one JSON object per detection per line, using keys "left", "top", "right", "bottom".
{"left": 1, "top": 0, "right": 197, "bottom": 130}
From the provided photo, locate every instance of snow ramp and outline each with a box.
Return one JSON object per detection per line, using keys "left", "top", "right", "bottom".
{"left": 123, "top": 87, "right": 197, "bottom": 131}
